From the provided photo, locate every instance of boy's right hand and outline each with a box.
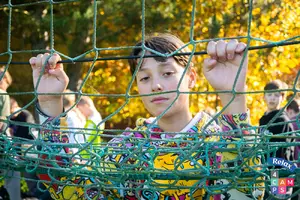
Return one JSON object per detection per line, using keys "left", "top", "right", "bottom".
{"left": 29, "top": 53, "right": 69, "bottom": 116}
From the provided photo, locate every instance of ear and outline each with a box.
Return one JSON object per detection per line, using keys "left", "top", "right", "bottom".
{"left": 188, "top": 68, "right": 197, "bottom": 89}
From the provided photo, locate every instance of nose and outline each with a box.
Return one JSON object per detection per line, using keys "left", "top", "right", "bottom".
{"left": 151, "top": 80, "right": 163, "bottom": 92}
{"left": 270, "top": 94, "right": 276, "bottom": 100}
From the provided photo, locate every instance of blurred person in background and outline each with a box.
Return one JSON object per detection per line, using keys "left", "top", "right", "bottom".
{"left": 259, "top": 80, "right": 295, "bottom": 200}
{"left": 63, "top": 89, "right": 86, "bottom": 156}
{"left": 0, "top": 67, "right": 22, "bottom": 200}
{"left": 259, "top": 80, "right": 294, "bottom": 161}
{"left": 76, "top": 96, "right": 104, "bottom": 161}
{"left": 286, "top": 96, "right": 299, "bottom": 166}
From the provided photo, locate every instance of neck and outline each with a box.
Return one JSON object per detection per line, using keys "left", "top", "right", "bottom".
{"left": 157, "top": 110, "right": 192, "bottom": 132}
{"left": 266, "top": 108, "right": 280, "bottom": 114}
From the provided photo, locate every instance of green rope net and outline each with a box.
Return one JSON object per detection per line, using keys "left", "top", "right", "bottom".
{"left": 0, "top": 0, "right": 299, "bottom": 199}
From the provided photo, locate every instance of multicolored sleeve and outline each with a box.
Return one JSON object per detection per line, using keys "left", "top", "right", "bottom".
{"left": 217, "top": 111, "right": 261, "bottom": 163}
{"left": 36, "top": 103, "right": 117, "bottom": 200}
{"left": 216, "top": 111, "right": 265, "bottom": 199}
{"left": 218, "top": 112, "right": 253, "bottom": 135}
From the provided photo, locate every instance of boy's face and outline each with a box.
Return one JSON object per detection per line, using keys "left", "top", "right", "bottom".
{"left": 286, "top": 108, "right": 295, "bottom": 119}
{"left": 264, "top": 92, "right": 283, "bottom": 111}
{"left": 136, "top": 55, "right": 195, "bottom": 118}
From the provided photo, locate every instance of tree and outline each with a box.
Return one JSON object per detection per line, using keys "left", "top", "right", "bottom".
{"left": 0, "top": 0, "right": 299, "bottom": 128}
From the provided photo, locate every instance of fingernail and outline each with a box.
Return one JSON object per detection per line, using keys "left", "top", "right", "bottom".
{"left": 49, "top": 69, "right": 55, "bottom": 73}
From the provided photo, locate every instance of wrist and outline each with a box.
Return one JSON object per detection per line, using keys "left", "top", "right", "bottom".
{"left": 38, "top": 98, "right": 63, "bottom": 117}
{"left": 219, "top": 94, "right": 246, "bottom": 114}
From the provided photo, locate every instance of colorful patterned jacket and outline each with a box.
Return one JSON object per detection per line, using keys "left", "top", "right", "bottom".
{"left": 37, "top": 110, "right": 264, "bottom": 200}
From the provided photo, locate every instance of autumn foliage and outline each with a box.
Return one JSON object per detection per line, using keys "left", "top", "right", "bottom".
{"left": 0, "top": 0, "right": 299, "bottom": 129}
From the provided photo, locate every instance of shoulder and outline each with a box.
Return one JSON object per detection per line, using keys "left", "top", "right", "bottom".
{"left": 0, "top": 91, "right": 9, "bottom": 101}
{"left": 108, "top": 117, "right": 152, "bottom": 145}
{"left": 190, "top": 111, "right": 221, "bottom": 134}
{"left": 88, "top": 112, "right": 102, "bottom": 124}
{"left": 259, "top": 113, "right": 268, "bottom": 125}
{"left": 274, "top": 110, "right": 290, "bottom": 122}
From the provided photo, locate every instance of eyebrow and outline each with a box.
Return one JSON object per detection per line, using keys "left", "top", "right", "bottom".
{"left": 138, "top": 61, "right": 173, "bottom": 72}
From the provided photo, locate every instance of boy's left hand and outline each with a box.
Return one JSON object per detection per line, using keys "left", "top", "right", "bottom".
{"left": 203, "top": 39, "right": 248, "bottom": 113}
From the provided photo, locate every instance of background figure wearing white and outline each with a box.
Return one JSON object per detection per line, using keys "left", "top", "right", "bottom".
{"left": 63, "top": 90, "right": 86, "bottom": 155}
{"left": 0, "top": 67, "right": 22, "bottom": 200}
{"left": 76, "top": 96, "right": 104, "bottom": 160}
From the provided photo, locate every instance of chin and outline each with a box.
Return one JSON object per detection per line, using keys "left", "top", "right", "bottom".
{"left": 153, "top": 109, "right": 175, "bottom": 118}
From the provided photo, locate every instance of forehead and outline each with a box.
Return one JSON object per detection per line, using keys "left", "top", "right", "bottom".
{"left": 265, "top": 91, "right": 282, "bottom": 96}
{"left": 138, "top": 56, "right": 179, "bottom": 72}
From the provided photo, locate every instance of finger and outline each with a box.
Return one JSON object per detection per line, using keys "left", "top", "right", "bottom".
{"left": 203, "top": 58, "right": 217, "bottom": 72}
{"left": 216, "top": 40, "right": 227, "bottom": 61}
{"left": 235, "top": 42, "right": 247, "bottom": 53}
{"left": 49, "top": 68, "right": 69, "bottom": 85}
{"left": 29, "top": 57, "right": 37, "bottom": 69}
{"left": 48, "top": 53, "right": 62, "bottom": 69}
{"left": 35, "top": 54, "right": 43, "bottom": 68}
{"left": 226, "top": 39, "right": 238, "bottom": 60}
{"left": 207, "top": 41, "right": 217, "bottom": 60}
{"left": 41, "top": 53, "right": 50, "bottom": 68}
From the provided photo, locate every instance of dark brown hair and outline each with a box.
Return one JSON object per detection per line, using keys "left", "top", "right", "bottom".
{"left": 128, "top": 33, "right": 194, "bottom": 75}
{"left": 287, "top": 99, "right": 299, "bottom": 113}
{"left": 264, "top": 80, "right": 287, "bottom": 97}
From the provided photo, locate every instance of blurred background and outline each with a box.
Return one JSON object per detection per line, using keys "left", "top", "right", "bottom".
{"left": 0, "top": 0, "right": 299, "bottom": 129}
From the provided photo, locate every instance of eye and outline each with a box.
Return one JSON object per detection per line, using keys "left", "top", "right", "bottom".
{"left": 275, "top": 93, "right": 281, "bottom": 97}
{"left": 163, "top": 71, "right": 174, "bottom": 77}
{"left": 139, "top": 76, "right": 150, "bottom": 82}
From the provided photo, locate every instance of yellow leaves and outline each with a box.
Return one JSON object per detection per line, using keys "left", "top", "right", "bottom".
{"left": 80, "top": 0, "right": 300, "bottom": 129}
{"left": 271, "top": 8, "right": 279, "bottom": 18}
{"left": 260, "top": 15, "right": 270, "bottom": 26}
{"left": 252, "top": 8, "right": 261, "bottom": 16}
{"left": 253, "top": 81, "right": 260, "bottom": 87}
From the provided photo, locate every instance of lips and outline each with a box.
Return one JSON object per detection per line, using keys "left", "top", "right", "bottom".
{"left": 151, "top": 97, "right": 169, "bottom": 103}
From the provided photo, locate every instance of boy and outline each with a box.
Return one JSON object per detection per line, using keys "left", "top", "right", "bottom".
{"left": 29, "top": 34, "right": 264, "bottom": 199}
{"left": 259, "top": 80, "right": 294, "bottom": 160}
{"left": 286, "top": 98, "right": 299, "bottom": 165}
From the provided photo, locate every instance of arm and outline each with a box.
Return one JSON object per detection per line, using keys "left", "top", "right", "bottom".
{"left": 213, "top": 112, "right": 265, "bottom": 199}
{"left": 201, "top": 39, "right": 264, "bottom": 197}
{"left": 29, "top": 54, "right": 118, "bottom": 199}
{"left": 0, "top": 93, "right": 10, "bottom": 134}
{"left": 0, "top": 92, "right": 10, "bottom": 116}
{"left": 29, "top": 53, "right": 68, "bottom": 117}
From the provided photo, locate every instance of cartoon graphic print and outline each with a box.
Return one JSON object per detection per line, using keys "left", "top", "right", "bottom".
{"left": 38, "top": 112, "right": 264, "bottom": 200}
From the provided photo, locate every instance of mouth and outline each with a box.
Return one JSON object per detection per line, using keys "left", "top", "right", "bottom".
{"left": 151, "top": 97, "right": 169, "bottom": 104}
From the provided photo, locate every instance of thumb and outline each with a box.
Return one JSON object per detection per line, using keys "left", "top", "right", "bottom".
{"left": 203, "top": 58, "right": 217, "bottom": 73}
{"left": 49, "top": 68, "right": 69, "bottom": 84}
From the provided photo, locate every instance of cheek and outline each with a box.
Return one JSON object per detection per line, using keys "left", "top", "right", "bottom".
{"left": 137, "top": 84, "right": 148, "bottom": 95}
{"left": 178, "top": 78, "right": 190, "bottom": 91}
{"left": 277, "top": 96, "right": 282, "bottom": 102}
{"left": 264, "top": 96, "right": 270, "bottom": 102}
